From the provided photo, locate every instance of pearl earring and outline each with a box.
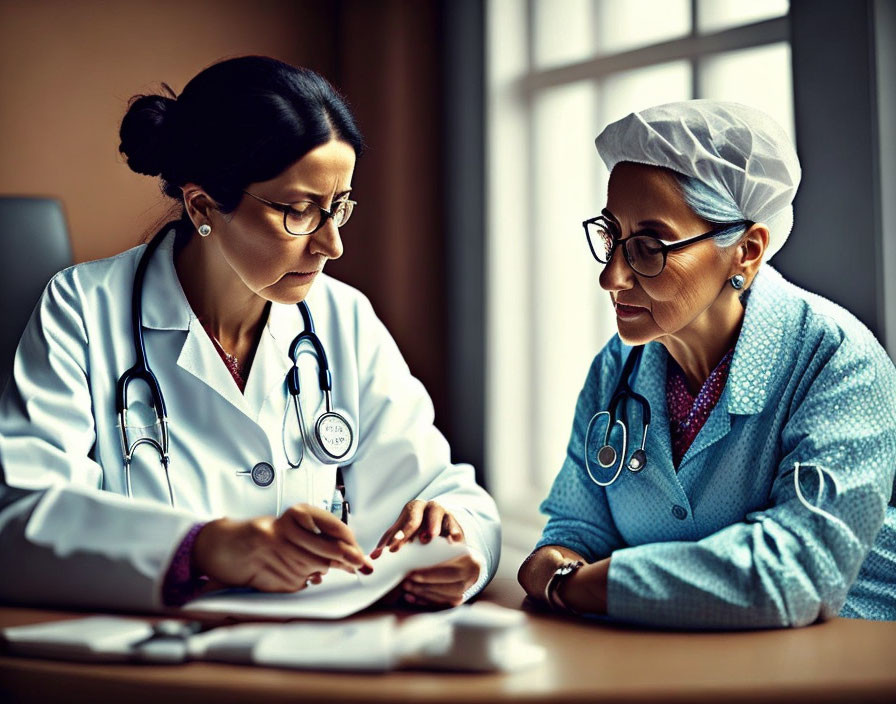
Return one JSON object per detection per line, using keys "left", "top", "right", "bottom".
{"left": 198, "top": 224, "right": 211, "bottom": 237}
{"left": 730, "top": 273, "right": 746, "bottom": 290}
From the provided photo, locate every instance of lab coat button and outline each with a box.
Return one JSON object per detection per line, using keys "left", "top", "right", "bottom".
{"left": 250, "top": 462, "right": 275, "bottom": 487}
{"left": 671, "top": 505, "right": 688, "bottom": 520}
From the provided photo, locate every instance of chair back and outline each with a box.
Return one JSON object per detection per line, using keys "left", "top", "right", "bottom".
{"left": 0, "top": 197, "right": 73, "bottom": 392}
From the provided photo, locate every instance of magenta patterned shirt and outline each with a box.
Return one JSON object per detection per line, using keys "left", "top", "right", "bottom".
{"left": 161, "top": 522, "right": 207, "bottom": 607}
{"left": 666, "top": 348, "right": 735, "bottom": 468}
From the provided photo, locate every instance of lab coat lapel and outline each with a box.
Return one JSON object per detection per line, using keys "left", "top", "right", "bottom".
{"left": 140, "top": 229, "right": 191, "bottom": 332}
{"left": 176, "top": 319, "right": 252, "bottom": 417}
{"left": 140, "top": 229, "right": 255, "bottom": 419}
{"left": 243, "top": 302, "right": 297, "bottom": 421}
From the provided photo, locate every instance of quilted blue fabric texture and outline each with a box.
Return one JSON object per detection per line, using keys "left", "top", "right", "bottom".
{"left": 536, "top": 266, "right": 896, "bottom": 628}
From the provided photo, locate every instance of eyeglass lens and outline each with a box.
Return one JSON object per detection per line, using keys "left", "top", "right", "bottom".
{"left": 586, "top": 220, "right": 666, "bottom": 277}
{"left": 285, "top": 200, "right": 355, "bottom": 235}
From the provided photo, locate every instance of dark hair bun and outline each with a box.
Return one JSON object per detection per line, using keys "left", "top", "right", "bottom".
{"left": 119, "top": 88, "right": 177, "bottom": 177}
{"left": 118, "top": 59, "right": 364, "bottom": 212}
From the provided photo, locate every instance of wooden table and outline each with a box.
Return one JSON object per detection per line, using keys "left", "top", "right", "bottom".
{"left": 2, "top": 578, "right": 895, "bottom": 703}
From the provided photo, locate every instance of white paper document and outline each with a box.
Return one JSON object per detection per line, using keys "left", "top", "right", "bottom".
{"left": 183, "top": 538, "right": 471, "bottom": 619}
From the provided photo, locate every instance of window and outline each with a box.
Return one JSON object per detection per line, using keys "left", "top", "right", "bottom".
{"left": 486, "top": 0, "right": 793, "bottom": 559}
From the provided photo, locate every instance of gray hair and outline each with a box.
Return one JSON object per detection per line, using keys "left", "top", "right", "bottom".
{"left": 671, "top": 172, "right": 748, "bottom": 247}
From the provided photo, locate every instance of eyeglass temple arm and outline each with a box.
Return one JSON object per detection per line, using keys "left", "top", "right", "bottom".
{"left": 662, "top": 221, "right": 753, "bottom": 252}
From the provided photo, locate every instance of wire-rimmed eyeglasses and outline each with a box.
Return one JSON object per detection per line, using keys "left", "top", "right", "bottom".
{"left": 243, "top": 191, "right": 357, "bottom": 236}
{"left": 583, "top": 209, "right": 752, "bottom": 278}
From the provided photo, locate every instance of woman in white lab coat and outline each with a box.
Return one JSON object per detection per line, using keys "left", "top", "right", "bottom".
{"left": 0, "top": 56, "right": 500, "bottom": 612}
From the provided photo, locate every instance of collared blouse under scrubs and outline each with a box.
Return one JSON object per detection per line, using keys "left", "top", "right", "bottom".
{"left": 537, "top": 265, "right": 896, "bottom": 628}
{"left": 0, "top": 230, "right": 501, "bottom": 611}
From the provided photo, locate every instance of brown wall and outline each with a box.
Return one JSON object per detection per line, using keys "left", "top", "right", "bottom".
{"left": 328, "top": 0, "right": 448, "bottom": 427}
{"left": 0, "top": 0, "right": 451, "bottom": 433}
{"left": 0, "top": 0, "right": 340, "bottom": 262}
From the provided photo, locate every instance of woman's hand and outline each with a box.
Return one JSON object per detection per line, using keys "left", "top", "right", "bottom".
{"left": 370, "top": 499, "right": 465, "bottom": 558}
{"left": 192, "top": 503, "right": 373, "bottom": 593}
{"left": 370, "top": 500, "right": 476, "bottom": 608}
{"left": 399, "top": 553, "right": 481, "bottom": 608}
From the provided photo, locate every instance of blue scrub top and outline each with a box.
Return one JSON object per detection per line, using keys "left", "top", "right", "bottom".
{"left": 537, "top": 266, "right": 896, "bottom": 628}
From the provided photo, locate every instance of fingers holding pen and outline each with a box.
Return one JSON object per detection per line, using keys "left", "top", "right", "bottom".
{"left": 281, "top": 521, "right": 370, "bottom": 574}
{"left": 192, "top": 513, "right": 373, "bottom": 594}
{"left": 279, "top": 503, "right": 373, "bottom": 574}
{"left": 287, "top": 504, "right": 356, "bottom": 545}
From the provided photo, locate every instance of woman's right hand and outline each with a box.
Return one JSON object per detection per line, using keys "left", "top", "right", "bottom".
{"left": 192, "top": 503, "right": 374, "bottom": 593}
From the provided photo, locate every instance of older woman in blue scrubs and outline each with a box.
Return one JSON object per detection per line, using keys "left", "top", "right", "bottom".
{"left": 518, "top": 100, "right": 896, "bottom": 628}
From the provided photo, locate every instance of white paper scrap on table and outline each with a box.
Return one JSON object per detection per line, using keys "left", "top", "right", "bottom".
{"left": 189, "top": 617, "right": 399, "bottom": 671}
{"left": 1, "top": 616, "right": 154, "bottom": 661}
{"left": 183, "top": 538, "right": 471, "bottom": 619}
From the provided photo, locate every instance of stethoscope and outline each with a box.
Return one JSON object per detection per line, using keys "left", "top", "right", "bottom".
{"left": 283, "top": 300, "right": 353, "bottom": 468}
{"left": 583, "top": 345, "right": 650, "bottom": 487}
{"left": 115, "top": 229, "right": 354, "bottom": 507}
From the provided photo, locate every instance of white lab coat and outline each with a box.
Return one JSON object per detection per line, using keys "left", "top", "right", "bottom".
{"left": 0, "top": 230, "right": 500, "bottom": 611}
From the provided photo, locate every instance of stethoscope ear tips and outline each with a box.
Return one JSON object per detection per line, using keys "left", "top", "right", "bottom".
{"left": 627, "top": 449, "right": 647, "bottom": 472}
{"left": 597, "top": 445, "right": 617, "bottom": 468}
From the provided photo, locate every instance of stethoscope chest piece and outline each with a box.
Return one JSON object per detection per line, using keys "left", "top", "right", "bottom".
{"left": 598, "top": 444, "right": 618, "bottom": 468}
{"left": 315, "top": 412, "right": 353, "bottom": 460}
{"left": 627, "top": 448, "right": 647, "bottom": 472}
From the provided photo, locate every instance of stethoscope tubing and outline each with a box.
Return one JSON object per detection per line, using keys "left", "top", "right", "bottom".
{"left": 287, "top": 301, "right": 353, "bottom": 462}
{"left": 118, "top": 230, "right": 171, "bottom": 498}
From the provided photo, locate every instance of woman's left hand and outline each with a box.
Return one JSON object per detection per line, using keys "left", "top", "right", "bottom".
{"left": 398, "top": 553, "right": 481, "bottom": 608}
{"left": 371, "top": 499, "right": 465, "bottom": 558}
{"left": 371, "top": 500, "right": 479, "bottom": 608}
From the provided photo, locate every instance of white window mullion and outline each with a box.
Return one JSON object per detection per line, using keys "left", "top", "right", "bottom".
{"left": 486, "top": 0, "right": 535, "bottom": 513}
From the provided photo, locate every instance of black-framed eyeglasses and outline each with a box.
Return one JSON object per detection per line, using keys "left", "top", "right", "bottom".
{"left": 243, "top": 191, "right": 357, "bottom": 236}
{"left": 583, "top": 209, "right": 752, "bottom": 278}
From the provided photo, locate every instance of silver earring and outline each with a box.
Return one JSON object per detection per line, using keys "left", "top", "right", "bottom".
{"left": 730, "top": 273, "right": 745, "bottom": 290}
{"left": 198, "top": 224, "right": 211, "bottom": 237}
